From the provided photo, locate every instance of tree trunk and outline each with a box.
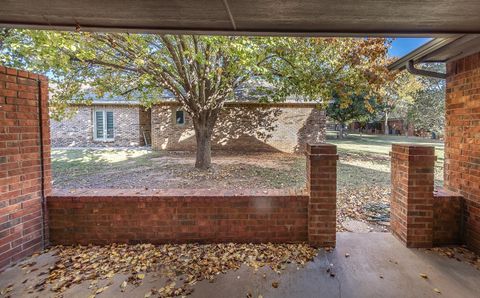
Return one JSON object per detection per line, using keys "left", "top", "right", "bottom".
{"left": 384, "top": 112, "right": 389, "bottom": 135}
{"left": 339, "top": 123, "right": 345, "bottom": 139}
{"left": 192, "top": 111, "right": 218, "bottom": 170}
{"left": 194, "top": 129, "right": 212, "bottom": 169}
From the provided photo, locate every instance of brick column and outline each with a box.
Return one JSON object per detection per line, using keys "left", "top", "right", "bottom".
{"left": 306, "top": 143, "right": 338, "bottom": 247}
{"left": 0, "top": 66, "right": 51, "bottom": 271}
{"left": 390, "top": 144, "right": 436, "bottom": 248}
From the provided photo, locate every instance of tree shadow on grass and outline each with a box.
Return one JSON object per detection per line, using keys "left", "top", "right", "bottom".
{"left": 51, "top": 149, "right": 306, "bottom": 190}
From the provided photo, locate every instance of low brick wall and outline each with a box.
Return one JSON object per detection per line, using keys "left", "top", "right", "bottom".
{"left": 47, "top": 189, "right": 309, "bottom": 245}
{"left": 433, "top": 188, "right": 464, "bottom": 246}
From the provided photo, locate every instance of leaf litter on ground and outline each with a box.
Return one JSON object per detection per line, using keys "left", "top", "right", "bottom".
{"left": 36, "top": 242, "right": 317, "bottom": 297}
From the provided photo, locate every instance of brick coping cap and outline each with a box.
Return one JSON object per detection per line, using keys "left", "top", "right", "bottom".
{"left": 434, "top": 187, "right": 463, "bottom": 198}
{"left": 50, "top": 188, "right": 308, "bottom": 198}
{"left": 306, "top": 143, "right": 337, "bottom": 155}
{"left": 392, "top": 143, "right": 436, "bottom": 148}
{"left": 390, "top": 143, "right": 435, "bottom": 156}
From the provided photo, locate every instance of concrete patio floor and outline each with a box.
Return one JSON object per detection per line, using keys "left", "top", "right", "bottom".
{"left": 1, "top": 233, "right": 479, "bottom": 298}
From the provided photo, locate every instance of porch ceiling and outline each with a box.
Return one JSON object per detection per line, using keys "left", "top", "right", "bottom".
{"left": 1, "top": 0, "right": 480, "bottom": 36}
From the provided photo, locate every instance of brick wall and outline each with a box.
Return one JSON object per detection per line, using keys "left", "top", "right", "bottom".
{"left": 139, "top": 107, "right": 151, "bottom": 146}
{"left": 50, "top": 105, "right": 145, "bottom": 147}
{"left": 445, "top": 52, "right": 480, "bottom": 253}
{"left": 0, "top": 66, "right": 51, "bottom": 270}
{"left": 47, "top": 189, "right": 308, "bottom": 245}
{"left": 151, "top": 102, "right": 326, "bottom": 153}
{"left": 433, "top": 188, "right": 464, "bottom": 246}
{"left": 390, "top": 144, "right": 436, "bottom": 248}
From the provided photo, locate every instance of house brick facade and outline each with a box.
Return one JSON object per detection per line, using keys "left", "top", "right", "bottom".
{"left": 0, "top": 67, "right": 51, "bottom": 270}
{"left": 50, "top": 104, "right": 150, "bottom": 147}
{"left": 151, "top": 102, "right": 326, "bottom": 153}
{"left": 445, "top": 52, "right": 480, "bottom": 253}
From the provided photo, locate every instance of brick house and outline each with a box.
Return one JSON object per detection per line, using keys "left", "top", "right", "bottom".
{"left": 51, "top": 98, "right": 326, "bottom": 153}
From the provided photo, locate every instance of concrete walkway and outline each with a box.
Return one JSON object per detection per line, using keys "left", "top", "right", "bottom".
{"left": 1, "top": 233, "right": 479, "bottom": 298}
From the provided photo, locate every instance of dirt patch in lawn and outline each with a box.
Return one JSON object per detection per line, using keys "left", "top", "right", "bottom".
{"left": 52, "top": 150, "right": 306, "bottom": 191}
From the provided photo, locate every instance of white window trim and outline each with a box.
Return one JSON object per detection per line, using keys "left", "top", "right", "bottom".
{"left": 175, "top": 109, "right": 186, "bottom": 126}
{"left": 93, "top": 109, "right": 115, "bottom": 142}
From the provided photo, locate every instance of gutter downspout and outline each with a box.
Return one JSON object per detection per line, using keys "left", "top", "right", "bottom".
{"left": 406, "top": 60, "right": 446, "bottom": 79}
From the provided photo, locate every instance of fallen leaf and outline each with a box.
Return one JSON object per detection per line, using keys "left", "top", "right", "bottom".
{"left": 96, "top": 286, "right": 108, "bottom": 294}
{"left": 433, "top": 288, "right": 441, "bottom": 294}
{"left": 272, "top": 281, "right": 279, "bottom": 288}
{"left": 120, "top": 281, "right": 127, "bottom": 292}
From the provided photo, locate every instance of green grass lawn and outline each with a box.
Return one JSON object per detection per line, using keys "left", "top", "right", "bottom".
{"left": 327, "top": 132, "right": 444, "bottom": 160}
{"left": 51, "top": 133, "right": 444, "bottom": 190}
{"left": 327, "top": 132, "right": 445, "bottom": 188}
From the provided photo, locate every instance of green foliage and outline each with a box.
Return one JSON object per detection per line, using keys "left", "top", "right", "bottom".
{"left": 326, "top": 94, "right": 378, "bottom": 124}
{"left": 259, "top": 37, "right": 392, "bottom": 109}
{"left": 407, "top": 64, "right": 446, "bottom": 134}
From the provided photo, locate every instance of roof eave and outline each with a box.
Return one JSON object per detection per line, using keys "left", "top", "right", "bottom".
{"left": 387, "top": 36, "right": 462, "bottom": 71}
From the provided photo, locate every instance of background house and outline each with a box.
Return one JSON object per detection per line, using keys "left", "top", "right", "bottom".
{"left": 50, "top": 85, "right": 326, "bottom": 152}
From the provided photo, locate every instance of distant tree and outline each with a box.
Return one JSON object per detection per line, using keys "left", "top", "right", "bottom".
{"left": 407, "top": 64, "right": 446, "bottom": 135}
{"left": 379, "top": 71, "right": 423, "bottom": 135}
{"left": 326, "top": 94, "right": 378, "bottom": 138}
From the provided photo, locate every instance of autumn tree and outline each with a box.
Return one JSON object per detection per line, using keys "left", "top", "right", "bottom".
{"left": 378, "top": 71, "right": 422, "bottom": 135}
{"left": 258, "top": 38, "right": 392, "bottom": 138}
{"left": 326, "top": 94, "right": 378, "bottom": 137}
{"left": 1, "top": 30, "right": 265, "bottom": 169}
{"left": 260, "top": 38, "right": 392, "bottom": 104}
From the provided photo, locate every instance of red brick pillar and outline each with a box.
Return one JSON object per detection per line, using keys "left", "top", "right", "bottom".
{"left": 0, "top": 66, "right": 51, "bottom": 271}
{"left": 390, "top": 144, "right": 436, "bottom": 248}
{"left": 306, "top": 143, "right": 338, "bottom": 247}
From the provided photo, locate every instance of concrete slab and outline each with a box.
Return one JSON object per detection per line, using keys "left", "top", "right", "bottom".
{"left": 1, "top": 233, "right": 479, "bottom": 298}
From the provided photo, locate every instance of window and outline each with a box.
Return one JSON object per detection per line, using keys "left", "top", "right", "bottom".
{"left": 94, "top": 110, "right": 114, "bottom": 141}
{"left": 175, "top": 110, "right": 185, "bottom": 125}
